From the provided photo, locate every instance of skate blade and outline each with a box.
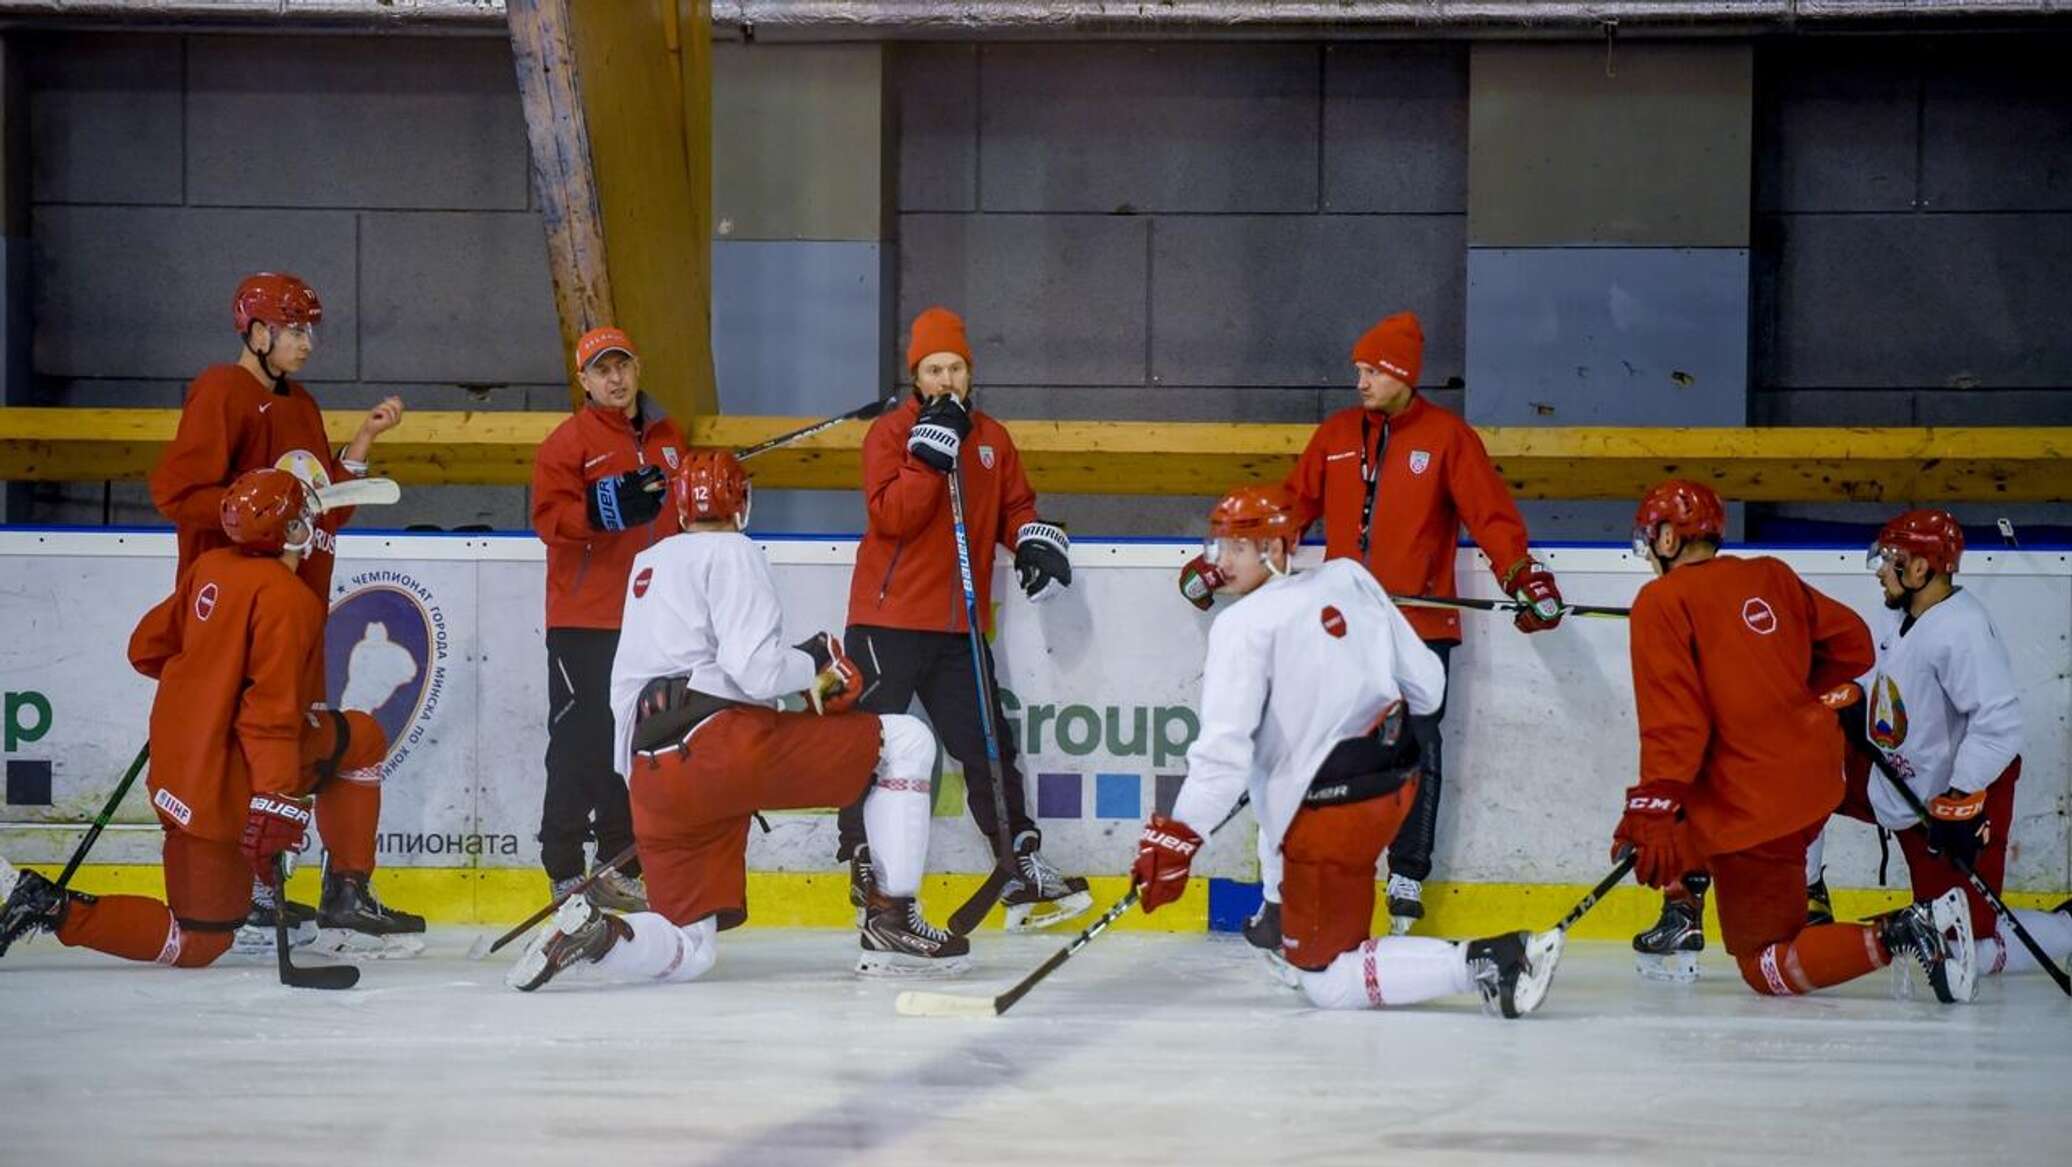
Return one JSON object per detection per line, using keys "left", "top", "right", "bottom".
{"left": 309, "top": 928, "right": 426, "bottom": 961}
{"left": 895, "top": 989, "right": 998, "bottom": 1018}
{"left": 1256, "top": 947, "right": 1303, "bottom": 991}
{"left": 1927, "top": 888, "right": 1978, "bottom": 1004}
{"left": 1002, "top": 890, "right": 1094, "bottom": 933}
{"left": 1509, "top": 930, "right": 1565, "bottom": 1017}
{"left": 232, "top": 921, "right": 318, "bottom": 956}
{"left": 1388, "top": 914, "right": 1418, "bottom": 937}
{"left": 1634, "top": 951, "right": 1700, "bottom": 983}
{"left": 855, "top": 950, "right": 974, "bottom": 979}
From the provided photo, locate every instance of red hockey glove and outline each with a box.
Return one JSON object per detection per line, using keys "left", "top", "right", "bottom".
{"left": 1177, "top": 554, "right": 1225, "bottom": 612}
{"left": 1611, "top": 781, "right": 1703, "bottom": 890}
{"left": 1132, "top": 814, "right": 1203, "bottom": 914}
{"left": 241, "top": 794, "right": 313, "bottom": 883}
{"left": 802, "top": 635, "right": 863, "bottom": 716}
{"left": 1925, "top": 787, "right": 1991, "bottom": 866}
{"left": 1819, "top": 682, "right": 1863, "bottom": 711}
{"left": 1501, "top": 557, "right": 1564, "bottom": 633}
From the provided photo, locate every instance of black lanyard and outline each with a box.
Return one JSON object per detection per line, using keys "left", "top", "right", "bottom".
{"left": 1357, "top": 413, "right": 1389, "bottom": 559}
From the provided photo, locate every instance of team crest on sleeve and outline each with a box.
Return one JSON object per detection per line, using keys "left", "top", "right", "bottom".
{"left": 194, "top": 582, "right": 219, "bottom": 621}
{"left": 1741, "top": 597, "right": 1777, "bottom": 635}
{"left": 1320, "top": 605, "right": 1347, "bottom": 638}
{"left": 632, "top": 567, "right": 653, "bottom": 599}
{"left": 662, "top": 447, "right": 680, "bottom": 470}
{"left": 1869, "top": 676, "right": 1909, "bottom": 749}
{"left": 1408, "top": 450, "right": 1431, "bottom": 476}
{"left": 978, "top": 444, "right": 996, "bottom": 469}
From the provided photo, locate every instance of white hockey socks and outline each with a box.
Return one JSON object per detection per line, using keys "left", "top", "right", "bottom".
{"left": 593, "top": 912, "right": 718, "bottom": 985}
{"left": 1297, "top": 936, "right": 1474, "bottom": 1010}
{"left": 863, "top": 713, "right": 937, "bottom": 899}
{"left": 1981, "top": 908, "right": 2072, "bottom": 976}
{"left": 1805, "top": 824, "right": 1828, "bottom": 885}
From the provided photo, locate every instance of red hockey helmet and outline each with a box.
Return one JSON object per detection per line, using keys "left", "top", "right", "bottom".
{"left": 1633, "top": 479, "right": 1726, "bottom": 558}
{"left": 220, "top": 468, "right": 315, "bottom": 555}
{"left": 1870, "top": 508, "right": 1964, "bottom": 576}
{"left": 1206, "top": 484, "right": 1300, "bottom": 555}
{"left": 671, "top": 448, "right": 751, "bottom": 531}
{"left": 233, "top": 273, "right": 323, "bottom": 335}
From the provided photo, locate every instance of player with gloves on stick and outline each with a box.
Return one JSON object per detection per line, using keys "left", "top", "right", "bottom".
{"left": 1138, "top": 484, "right": 1562, "bottom": 1018}
{"left": 1, "top": 470, "right": 393, "bottom": 967}
{"left": 1248, "top": 310, "right": 1562, "bottom": 939}
{"left": 529, "top": 326, "right": 686, "bottom": 913}
{"left": 834, "top": 306, "right": 1089, "bottom": 933}
{"left": 1616, "top": 479, "right": 1977, "bottom": 1001}
{"left": 506, "top": 451, "right": 968, "bottom": 991}
{"left": 148, "top": 272, "right": 418, "bottom": 946}
{"left": 1813, "top": 510, "right": 2070, "bottom": 979}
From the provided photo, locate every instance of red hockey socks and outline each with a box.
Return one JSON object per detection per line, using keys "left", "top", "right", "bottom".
{"left": 1736, "top": 922, "right": 1887, "bottom": 995}
{"left": 54, "top": 895, "right": 207, "bottom": 965}
{"left": 316, "top": 776, "right": 382, "bottom": 874}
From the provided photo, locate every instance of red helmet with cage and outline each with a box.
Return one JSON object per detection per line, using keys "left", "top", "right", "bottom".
{"left": 671, "top": 448, "right": 751, "bottom": 531}
{"left": 233, "top": 273, "right": 323, "bottom": 335}
{"left": 1633, "top": 479, "right": 1726, "bottom": 558}
{"left": 1871, "top": 509, "right": 1964, "bottom": 576}
{"left": 220, "top": 468, "right": 315, "bottom": 555}
{"left": 1207, "top": 485, "right": 1300, "bottom": 548}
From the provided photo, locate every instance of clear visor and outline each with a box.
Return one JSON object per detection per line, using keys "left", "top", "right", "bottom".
{"left": 274, "top": 322, "right": 317, "bottom": 347}
{"left": 283, "top": 515, "right": 315, "bottom": 556}
{"left": 1867, "top": 543, "right": 1900, "bottom": 574}
{"left": 736, "top": 484, "right": 753, "bottom": 531}
{"left": 1631, "top": 526, "right": 1654, "bottom": 560}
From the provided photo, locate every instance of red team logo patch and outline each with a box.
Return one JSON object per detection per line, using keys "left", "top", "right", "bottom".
{"left": 194, "top": 582, "right": 219, "bottom": 621}
{"left": 632, "top": 567, "right": 653, "bottom": 599}
{"left": 1741, "top": 597, "right": 1777, "bottom": 635}
{"left": 1320, "top": 605, "right": 1347, "bottom": 638}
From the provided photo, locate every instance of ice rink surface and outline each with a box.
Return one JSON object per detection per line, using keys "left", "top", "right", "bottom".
{"left": 2, "top": 928, "right": 2063, "bottom": 1167}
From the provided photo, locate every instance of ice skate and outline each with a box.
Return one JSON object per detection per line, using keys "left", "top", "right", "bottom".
{"left": 846, "top": 843, "right": 876, "bottom": 929}
{"left": 234, "top": 877, "right": 318, "bottom": 954}
{"left": 1000, "top": 831, "right": 1092, "bottom": 933}
{"left": 585, "top": 868, "right": 649, "bottom": 913}
{"left": 1633, "top": 875, "right": 1707, "bottom": 983}
{"left": 311, "top": 871, "right": 427, "bottom": 960}
{"left": 858, "top": 891, "right": 971, "bottom": 978}
{"left": 1465, "top": 929, "right": 1564, "bottom": 1019}
{"left": 0, "top": 857, "right": 70, "bottom": 958}
{"left": 1805, "top": 872, "right": 1834, "bottom": 927}
{"left": 1243, "top": 898, "right": 1301, "bottom": 989}
{"left": 1385, "top": 873, "right": 1423, "bottom": 936}
{"left": 507, "top": 893, "right": 631, "bottom": 992}
{"left": 1878, "top": 887, "right": 1976, "bottom": 1004}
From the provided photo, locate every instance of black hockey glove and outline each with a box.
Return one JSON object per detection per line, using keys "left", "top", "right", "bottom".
{"left": 906, "top": 395, "right": 971, "bottom": 474}
{"left": 1014, "top": 521, "right": 1072, "bottom": 603}
{"left": 588, "top": 464, "right": 666, "bottom": 532}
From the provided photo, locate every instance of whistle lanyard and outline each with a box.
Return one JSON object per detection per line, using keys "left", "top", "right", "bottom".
{"left": 1357, "top": 413, "right": 1389, "bottom": 560}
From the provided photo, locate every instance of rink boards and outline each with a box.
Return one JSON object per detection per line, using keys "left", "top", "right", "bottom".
{"left": 1, "top": 530, "right": 2066, "bottom": 932}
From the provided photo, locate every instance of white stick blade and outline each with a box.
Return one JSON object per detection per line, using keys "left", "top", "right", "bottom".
{"left": 895, "top": 990, "right": 999, "bottom": 1019}
{"left": 313, "top": 477, "right": 402, "bottom": 512}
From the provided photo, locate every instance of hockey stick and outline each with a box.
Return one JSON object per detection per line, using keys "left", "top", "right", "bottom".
{"left": 1862, "top": 749, "right": 2071, "bottom": 996}
{"left": 52, "top": 743, "right": 150, "bottom": 893}
{"left": 942, "top": 466, "right": 1021, "bottom": 937}
{"left": 900, "top": 795, "right": 1253, "bottom": 1019}
{"left": 273, "top": 856, "right": 358, "bottom": 990}
{"left": 1396, "top": 594, "right": 1630, "bottom": 620}
{"left": 312, "top": 476, "right": 401, "bottom": 513}
{"left": 472, "top": 842, "right": 640, "bottom": 960}
{"left": 733, "top": 394, "right": 901, "bottom": 462}
{"left": 1554, "top": 849, "right": 1638, "bottom": 935}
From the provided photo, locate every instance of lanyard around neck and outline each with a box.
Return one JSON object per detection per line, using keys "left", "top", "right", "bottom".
{"left": 1358, "top": 412, "right": 1389, "bottom": 559}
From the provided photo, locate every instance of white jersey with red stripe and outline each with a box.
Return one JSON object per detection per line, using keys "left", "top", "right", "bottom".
{"left": 1169, "top": 558, "right": 1446, "bottom": 852}
{"left": 608, "top": 530, "right": 816, "bottom": 779}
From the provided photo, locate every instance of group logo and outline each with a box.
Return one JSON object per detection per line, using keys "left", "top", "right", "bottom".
{"left": 325, "top": 570, "right": 449, "bottom": 778}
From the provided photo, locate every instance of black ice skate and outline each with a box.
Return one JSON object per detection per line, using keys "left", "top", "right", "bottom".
{"left": 1385, "top": 873, "right": 1424, "bottom": 936}
{"left": 236, "top": 877, "right": 318, "bottom": 954}
{"left": 1465, "top": 929, "right": 1564, "bottom": 1019}
{"left": 1633, "top": 873, "right": 1709, "bottom": 983}
{"left": 0, "top": 858, "right": 73, "bottom": 958}
{"left": 507, "top": 894, "right": 632, "bottom": 992}
{"left": 1806, "top": 872, "right": 1834, "bottom": 927}
{"left": 1000, "top": 831, "right": 1092, "bottom": 933}
{"left": 1876, "top": 888, "right": 1976, "bottom": 1004}
{"left": 858, "top": 890, "right": 972, "bottom": 978}
{"left": 312, "top": 871, "right": 427, "bottom": 960}
{"left": 847, "top": 843, "right": 876, "bottom": 929}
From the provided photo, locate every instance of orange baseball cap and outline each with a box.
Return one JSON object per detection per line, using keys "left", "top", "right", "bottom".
{"left": 576, "top": 326, "right": 637, "bottom": 370}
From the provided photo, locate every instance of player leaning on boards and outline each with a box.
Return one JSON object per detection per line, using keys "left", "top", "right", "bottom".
{"left": 530, "top": 327, "right": 687, "bottom": 913}
{"left": 507, "top": 451, "right": 969, "bottom": 991}
{"left": 1241, "top": 311, "right": 1563, "bottom": 939}
{"left": 1817, "top": 510, "right": 2072, "bottom": 979}
{"left": 148, "top": 272, "right": 419, "bottom": 950}
{"left": 1, "top": 470, "right": 391, "bottom": 968}
{"left": 1614, "top": 480, "right": 1977, "bottom": 1002}
{"left": 835, "top": 306, "right": 1089, "bottom": 932}
{"left": 1136, "top": 485, "right": 1562, "bottom": 1018}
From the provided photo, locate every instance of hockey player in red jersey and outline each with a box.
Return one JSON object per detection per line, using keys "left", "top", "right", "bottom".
{"left": 507, "top": 450, "right": 970, "bottom": 991}
{"left": 0, "top": 469, "right": 390, "bottom": 967}
{"left": 1133, "top": 485, "right": 1562, "bottom": 1018}
{"left": 1615, "top": 479, "right": 1977, "bottom": 1002}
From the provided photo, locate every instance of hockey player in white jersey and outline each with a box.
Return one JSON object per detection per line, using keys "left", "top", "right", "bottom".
{"left": 1133, "top": 485, "right": 1562, "bottom": 1017}
{"left": 1820, "top": 509, "right": 2071, "bottom": 977}
{"left": 508, "top": 449, "right": 969, "bottom": 991}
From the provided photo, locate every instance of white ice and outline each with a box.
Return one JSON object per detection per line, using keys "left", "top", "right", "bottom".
{"left": 1, "top": 930, "right": 2064, "bottom": 1167}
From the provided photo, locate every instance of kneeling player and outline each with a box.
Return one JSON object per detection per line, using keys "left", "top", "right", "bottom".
{"left": 508, "top": 451, "right": 967, "bottom": 991}
{"left": 0, "top": 469, "right": 393, "bottom": 967}
{"left": 1133, "top": 485, "right": 1561, "bottom": 1018}
{"left": 1616, "top": 480, "right": 1975, "bottom": 1002}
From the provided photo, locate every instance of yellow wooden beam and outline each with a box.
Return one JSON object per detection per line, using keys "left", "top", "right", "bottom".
{"left": 4, "top": 409, "right": 2069, "bottom": 502}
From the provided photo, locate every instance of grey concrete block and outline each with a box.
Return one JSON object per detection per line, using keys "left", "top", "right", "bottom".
{"left": 1769, "top": 214, "right": 2072, "bottom": 389}
{"left": 712, "top": 240, "right": 886, "bottom": 416}
{"left": 1042, "top": 493, "right": 1216, "bottom": 539}
{"left": 1149, "top": 214, "right": 1465, "bottom": 388}
{"left": 31, "top": 205, "right": 359, "bottom": 380}
{"left": 1921, "top": 39, "right": 2072, "bottom": 212}
{"left": 898, "top": 213, "right": 1148, "bottom": 387}
{"left": 892, "top": 44, "right": 977, "bottom": 213}
{"left": 978, "top": 43, "right": 1319, "bottom": 214}
{"left": 27, "top": 33, "right": 184, "bottom": 206}
{"left": 38, "top": 379, "right": 188, "bottom": 408}
{"left": 186, "top": 35, "right": 529, "bottom": 211}
{"left": 1464, "top": 247, "right": 1749, "bottom": 426}
{"left": 747, "top": 489, "right": 867, "bottom": 537}
{"left": 1322, "top": 43, "right": 1469, "bottom": 214}
{"left": 364, "top": 484, "right": 528, "bottom": 532}
{"left": 1915, "top": 389, "right": 2072, "bottom": 427}
{"left": 358, "top": 211, "right": 562, "bottom": 385}
{"left": 713, "top": 43, "right": 886, "bottom": 241}
{"left": 1469, "top": 42, "right": 1753, "bottom": 247}
{"left": 979, "top": 386, "right": 1323, "bottom": 424}
{"left": 1750, "top": 390, "right": 1915, "bottom": 426}
{"left": 1756, "top": 40, "right": 1918, "bottom": 213}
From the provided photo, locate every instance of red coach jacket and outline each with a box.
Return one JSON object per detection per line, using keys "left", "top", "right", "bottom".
{"left": 531, "top": 397, "right": 686, "bottom": 630}
{"left": 1283, "top": 395, "right": 1533, "bottom": 643}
